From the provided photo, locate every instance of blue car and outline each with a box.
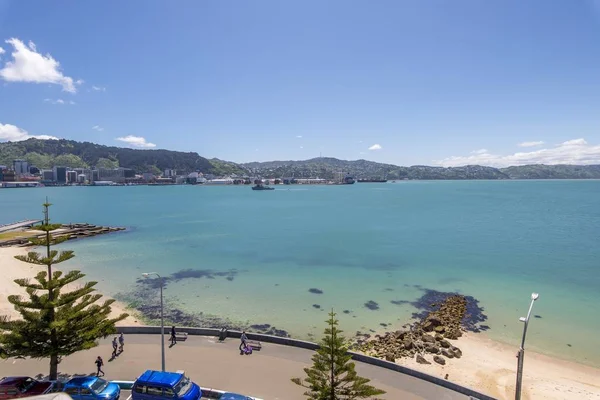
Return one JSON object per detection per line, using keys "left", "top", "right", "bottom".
{"left": 220, "top": 394, "right": 253, "bottom": 400}
{"left": 63, "top": 377, "right": 120, "bottom": 400}
{"left": 132, "top": 371, "right": 201, "bottom": 400}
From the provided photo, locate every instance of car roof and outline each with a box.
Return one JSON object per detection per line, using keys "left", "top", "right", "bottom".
{"left": 65, "top": 377, "right": 97, "bottom": 387}
{"left": 135, "top": 371, "right": 182, "bottom": 387}
{"left": 0, "top": 377, "right": 32, "bottom": 385}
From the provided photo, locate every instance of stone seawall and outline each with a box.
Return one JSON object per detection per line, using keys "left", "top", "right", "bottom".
{"left": 116, "top": 326, "right": 496, "bottom": 400}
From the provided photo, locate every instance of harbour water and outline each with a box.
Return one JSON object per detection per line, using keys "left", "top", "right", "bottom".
{"left": 1, "top": 180, "right": 599, "bottom": 367}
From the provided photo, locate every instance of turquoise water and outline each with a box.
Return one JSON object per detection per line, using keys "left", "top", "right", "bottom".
{"left": 1, "top": 181, "right": 599, "bottom": 366}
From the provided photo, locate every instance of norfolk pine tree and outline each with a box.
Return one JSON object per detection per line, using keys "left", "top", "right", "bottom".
{"left": 292, "top": 310, "right": 385, "bottom": 400}
{"left": 0, "top": 201, "right": 127, "bottom": 380}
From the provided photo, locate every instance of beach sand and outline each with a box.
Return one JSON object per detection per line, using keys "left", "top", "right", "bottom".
{"left": 2, "top": 246, "right": 599, "bottom": 399}
{"left": 396, "top": 333, "right": 600, "bottom": 400}
{"left": 0, "top": 246, "right": 140, "bottom": 326}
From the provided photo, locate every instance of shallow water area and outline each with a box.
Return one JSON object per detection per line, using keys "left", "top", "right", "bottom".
{"left": 1, "top": 180, "right": 599, "bottom": 367}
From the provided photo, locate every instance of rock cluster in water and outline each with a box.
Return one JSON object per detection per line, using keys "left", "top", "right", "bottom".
{"left": 352, "top": 294, "right": 469, "bottom": 365}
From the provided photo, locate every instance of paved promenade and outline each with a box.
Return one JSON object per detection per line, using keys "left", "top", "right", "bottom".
{"left": 0, "top": 334, "right": 473, "bottom": 400}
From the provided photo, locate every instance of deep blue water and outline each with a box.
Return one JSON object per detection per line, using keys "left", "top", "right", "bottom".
{"left": 1, "top": 181, "right": 599, "bottom": 366}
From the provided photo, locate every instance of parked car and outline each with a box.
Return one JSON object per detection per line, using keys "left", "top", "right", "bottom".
{"left": 132, "top": 371, "right": 201, "bottom": 400}
{"left": 0, "top": 377, "right": 54, "bottom": 399}
{"left": 219, "top": 394, "right": 253, "bottom": 400}
{"left": 62, "top": 377, "right": 120, "bottom": 400}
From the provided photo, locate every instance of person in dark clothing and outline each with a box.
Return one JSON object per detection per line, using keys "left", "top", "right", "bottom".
{"left": 111, "top": 337, "right": 118, "bottom": 357}
{"left": 170, "top": 326, "right": 177, "bottom": 345}
{"left": 239, "top": 331, "right": 248, "bottom": 353}
{"left": 95, "top": 356, "right": 104, "bottom": 376}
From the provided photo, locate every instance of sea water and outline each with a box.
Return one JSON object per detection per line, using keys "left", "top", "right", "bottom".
{"left": 1, "top": 180, "right": 599, "bottom": 366}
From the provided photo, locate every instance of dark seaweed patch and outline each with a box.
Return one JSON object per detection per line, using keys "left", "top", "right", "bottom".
{"left": 137, "top": 268, "right": 239, "bottom": 288}
{"left": 390, "top": 300, "right": 409, "bottom": 305}
{"left": 534, "top": 315, "right": 542, "bottom": 319}
{"left": 309, "top": 288, "right": 323, "bottom": 294}
{"left": 364, "top": 300, "right": 379, "bottom": 310}
{"left": 313, "top": 304, "right": 321, "bottom": 309}
{"left": 383, "top": 288, "right": 394, "bottom": 292}
{"left": 343, "top": 310, "right": 352, "bottom": 314}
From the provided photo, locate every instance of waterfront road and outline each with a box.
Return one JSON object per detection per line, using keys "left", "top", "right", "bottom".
{"left": 0, "top": 334, "right": 473, "bottom": 400}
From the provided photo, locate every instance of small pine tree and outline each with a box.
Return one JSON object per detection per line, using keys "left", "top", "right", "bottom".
{"left": 0, "top": 200, "right": 127, "bottom": 380}
{"left": 292, "top": 310, "right": 386, "bottom": 400}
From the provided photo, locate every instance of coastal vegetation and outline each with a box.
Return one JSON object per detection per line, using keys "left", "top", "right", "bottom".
{"left": 0, "top": 201, "right": 127, "bottom": 380}
{"left": 292, "top": 310, "right": 386, "bottom": 400}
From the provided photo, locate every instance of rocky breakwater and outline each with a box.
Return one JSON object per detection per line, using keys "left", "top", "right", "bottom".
{"left": 352, "top": 295, "right": 467, "bottom": 366}
{"left": 0, "top": 223, "right": 126, "bottom": 247}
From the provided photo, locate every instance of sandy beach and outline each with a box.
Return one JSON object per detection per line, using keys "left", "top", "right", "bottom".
{"left": 0, "top": 246, "right": 140, "bottom": 326}
{"left": 394, "top": 332, "right": 600, "bottom": 400}
{"left": 2, "top": 245, "right": 600, "bottom": 399}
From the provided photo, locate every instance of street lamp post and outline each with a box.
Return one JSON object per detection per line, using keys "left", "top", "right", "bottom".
{"left": 142, "top": 272, "right": 165, "bottom": 372}
{"left": 515, "top": 292, "right": 539, "bottom": 400}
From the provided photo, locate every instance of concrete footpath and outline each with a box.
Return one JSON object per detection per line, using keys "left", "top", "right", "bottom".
{"left": 0, "top": 334, "right": 473, "bottom": 400}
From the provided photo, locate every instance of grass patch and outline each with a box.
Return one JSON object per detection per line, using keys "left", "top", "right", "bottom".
{"left": 0, "top": 231, "right": 32, "bottom": 240}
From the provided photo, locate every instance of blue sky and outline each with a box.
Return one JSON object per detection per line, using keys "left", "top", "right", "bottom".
{"left": 1, "top": 0, "right": 599, "bottom": 167}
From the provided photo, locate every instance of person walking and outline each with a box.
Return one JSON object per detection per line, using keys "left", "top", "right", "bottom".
{"left": 95, "top": 356, "right": 104, "bottom": 377}
{"left": 111, "top": 337, "right": 118, "bottom": 357}
{"left": 239, "top": 331, "right": 248, "bottom": 353}
{"left": 118, "top": 333, "right": 125, "bottom": 353}
{"left": 170, "top": 326, "right": 177, "bottom": 345}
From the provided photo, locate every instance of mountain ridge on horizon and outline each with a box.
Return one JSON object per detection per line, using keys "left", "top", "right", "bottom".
{"left": 1, "top": 138, "right": 600, "bottom": 180}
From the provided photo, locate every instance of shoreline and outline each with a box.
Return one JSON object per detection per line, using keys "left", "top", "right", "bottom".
{"left": 0, "top": 246, "right": 141, "bottom": 326}
{"left": 1, "top": 247, "right": 599, "bottom": 399}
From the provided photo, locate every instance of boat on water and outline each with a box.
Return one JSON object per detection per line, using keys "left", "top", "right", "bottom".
{"left": 252, "top": 183, "right": 274, "bottom": 191}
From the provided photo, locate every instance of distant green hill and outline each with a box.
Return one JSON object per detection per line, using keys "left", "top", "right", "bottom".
{"left": 242, "top": 158, "right": 600, "bottom": 180}
{"left": 0, "top": 138, "right": 219, "bottom": 174}
{"left": 1, "top": 139, "right": 599, "bottom": 179}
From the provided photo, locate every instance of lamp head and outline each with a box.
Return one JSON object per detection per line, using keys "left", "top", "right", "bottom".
{"left": 519, "top": 317, "right": 527, "bottom": 323}
{"left": 531, "top": 293, "right": 539, "bottom": 301}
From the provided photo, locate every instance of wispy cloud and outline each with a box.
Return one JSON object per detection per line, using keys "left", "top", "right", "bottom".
{"left": 0, "top": 47, "right": 4, "bottom": 55}
{"left": 436, "top": 138, "right": 600, "bottom": 167}
{"left": 0, "top": 38, "right": 79, "bottom": 93}
{"left": 0, "top": 121, "right": 58, "bottom": 142}
{"left": 368, "top": 144, "right": 382, "bottom": 151}
{"left": 296, "top": 135, "right": 302, "bottom": 138}
{"left": 116, "top": 135, "right": 156, "bottom": 148}
{"left": 92, "top": 85, "right": 106, "bottom": 92}
{"left": 43, "top": 98, "right": 75, "bottom": 105}
{"left": 92, "top": 125, "right": 104, "bottom": 132}
{"left": 471, "top": 149, "right": 488, "bottom": 154}
{"left": 518, "top": 141, "right": 545, "bottom": 148}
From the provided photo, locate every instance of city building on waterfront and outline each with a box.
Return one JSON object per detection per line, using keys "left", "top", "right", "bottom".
{"left": 12, "top": 159, "right": 29, "bottom": 175}
{"left": 41, "top": 170, "right": 54, "bottom": 181}
{"left": 52, "top": 166, "right": 67, "bottom": 184}
{"left": 66, "top": 170, "right": 77, "bottom": 183}
{"left": 164, "top": 169, "right": 176, "bottom": 178}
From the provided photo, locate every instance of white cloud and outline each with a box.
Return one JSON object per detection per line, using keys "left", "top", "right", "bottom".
{"left": 518, "top": 141, "right": 545, "bottom": 147}
{"left": 116, "top": 135, "right": 156, "bottom": 148}
{"left": 296, "top": 135, "right": 302, "bottom": 138}
{"left": 471, "top": 149, "right": 488, "bottom": 154}
{"left": 0, "top": 47, "right": 4, "bottom": 55}
{"left": 0, "top": 122, "right": 58, "bottom": 142}
{"left": 300, "top": 146, "right": 303, "bottom": 149}
{"left": 43, "top": 98, "right": 75, "bottom": 105}
{"left": 0, "top": 38, "right": 79, "bottom": 93}
{"left": 92, "top": 85, "right": 106, "bottom": 92}
{"left": 368, "top": 144, "right": 382, "bottom": 151}
{"left": 436, "top": 138, "right": 600, "bottom": 167}
{"left": 92, "top": 125, "right": 103, "bottom": 132}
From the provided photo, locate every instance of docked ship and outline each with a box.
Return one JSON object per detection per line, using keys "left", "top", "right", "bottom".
{"left": 252, "top": 182, "right": 274, "bottom": 191}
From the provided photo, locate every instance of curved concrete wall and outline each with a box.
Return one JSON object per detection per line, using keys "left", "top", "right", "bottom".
{"left": 116, "top": 326, "right": 496, "bottom": 400}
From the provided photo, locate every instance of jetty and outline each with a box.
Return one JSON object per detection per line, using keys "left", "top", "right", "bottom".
{"left": 0, "top": 222, "right": 126, "bottom": 247}
{"left": 0, "top": 219, "right": 43, "bottom": 233}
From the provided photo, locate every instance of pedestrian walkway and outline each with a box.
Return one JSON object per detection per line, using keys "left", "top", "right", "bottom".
{"left": 0, "top": 334, "right": 474, "bottom": 400}
{"left": 0, "top": 219, "right": 42, "bottom": 233}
